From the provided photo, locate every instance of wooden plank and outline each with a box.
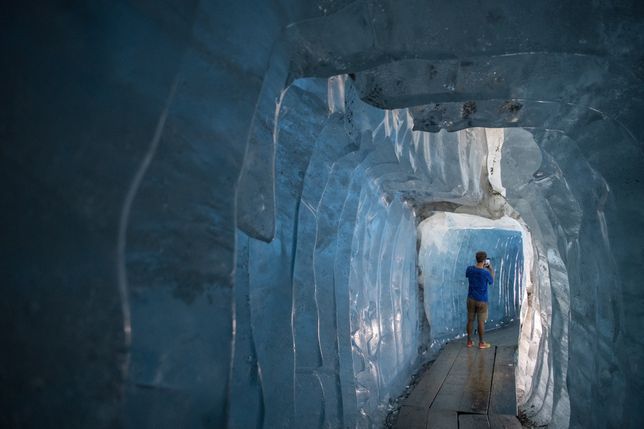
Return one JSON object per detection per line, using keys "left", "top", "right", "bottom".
{"left": 484, "top": 322, "right": 520, "bottom": 347}
{"left": 427, "top": 345, "right": 496, "bottom": 415}
{"left": 425, "top": 409, "right": 458, "bottom": 429}
{"left": 424, "top": 346, "right": 470, "bottom": 412}
{"left": 459, "top": 414, "right": 490, "bottom": 429}
{"left": 394, "top": 405, "right": 428, "bottom": 429}
{"left": 429, "top": 345, "right": 496, "bottom": 414}
{"left": 489, "top": 346, "right": 517, "bottom": 415}
{"left": 404, "top": 342, "right": 462, "bottom": 408}
{"left": 458, "top": 346, "right": 496, "bottom": 414}
{"left": 488, "top": 414, "right": 522, "bottom": 429}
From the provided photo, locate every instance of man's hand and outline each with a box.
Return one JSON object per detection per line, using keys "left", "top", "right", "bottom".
{"left": 485, "top": 264, "right": 494, "bottom": 278}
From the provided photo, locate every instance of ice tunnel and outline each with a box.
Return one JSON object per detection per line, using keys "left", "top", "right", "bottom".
{"left": 3, "top": 1, "right": 644, "bottom": 428}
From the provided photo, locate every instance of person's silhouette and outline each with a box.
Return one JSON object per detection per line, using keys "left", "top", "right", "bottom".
{"left": 465, "top": 251, "right": 494, "bottom": 349}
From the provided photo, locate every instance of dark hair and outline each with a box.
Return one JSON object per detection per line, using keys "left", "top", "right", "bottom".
{"left": 475, "top": 251, "right": 487, "bottom": 263}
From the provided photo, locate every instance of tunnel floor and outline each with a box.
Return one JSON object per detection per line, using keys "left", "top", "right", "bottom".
{"left": 394, "top": 323, "right": 521, "bottom": 429}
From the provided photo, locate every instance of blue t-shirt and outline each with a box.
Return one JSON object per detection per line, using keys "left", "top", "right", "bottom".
{"left": 466, "top": 266, "right": 493, "bottom": 302}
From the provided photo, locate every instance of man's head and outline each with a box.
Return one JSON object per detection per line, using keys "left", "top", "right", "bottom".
{"left": 475, "top": 251, "right": 487, "bottom": 263}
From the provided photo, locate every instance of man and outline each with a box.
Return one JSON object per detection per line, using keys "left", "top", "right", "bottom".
{"left": 465, "top": 251, "right": 494, "bottom": 349}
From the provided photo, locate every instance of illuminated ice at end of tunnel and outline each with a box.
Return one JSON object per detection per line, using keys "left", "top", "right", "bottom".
{"left": 417, "top": 213, "right": 531, "bottom": 352}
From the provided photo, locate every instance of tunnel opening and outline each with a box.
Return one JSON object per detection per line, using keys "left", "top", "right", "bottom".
{"left": 417, "top": 212, "right": 526, "bottom": 351}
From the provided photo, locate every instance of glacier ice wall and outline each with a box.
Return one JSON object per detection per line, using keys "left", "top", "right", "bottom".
{"left": 230, "top": 78, "right": 429, "bottom": 428}
{"left": 502, "top": 127, "right": 612, "bottom": 427}
{"left": 4, "top": 1, "right": 644, "bottom": 429}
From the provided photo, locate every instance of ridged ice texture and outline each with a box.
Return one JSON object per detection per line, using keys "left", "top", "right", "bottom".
{"left": 229, "top": 79, "right": 425, "bottom": 428}
{"left": 417, "top": 213, "right": 524, "bottom": 349}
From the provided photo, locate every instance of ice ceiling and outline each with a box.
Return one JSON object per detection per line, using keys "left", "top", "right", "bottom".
{"left": 3, "top": 1, "right": 644, "bottom": 428}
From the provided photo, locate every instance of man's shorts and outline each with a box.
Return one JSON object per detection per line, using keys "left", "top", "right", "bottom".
{"left": 467, "top": 297, "right": 488, "bottom": 322}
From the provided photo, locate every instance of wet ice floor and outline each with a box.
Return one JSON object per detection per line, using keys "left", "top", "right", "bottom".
{"left": 394, "top": 323, "right": 521, "bottom": 428}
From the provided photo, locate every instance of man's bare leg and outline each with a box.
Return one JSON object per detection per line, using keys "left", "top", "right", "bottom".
{"left": 477, "top": 317, "right": 485, "bottom": 343}
{"left": 467, "top": 318, "right": 473, "bottom": 341}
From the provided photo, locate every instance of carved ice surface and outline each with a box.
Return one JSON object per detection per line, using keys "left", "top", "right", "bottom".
{"left": 229, "top": 79, "right": 419, "bottom": 428}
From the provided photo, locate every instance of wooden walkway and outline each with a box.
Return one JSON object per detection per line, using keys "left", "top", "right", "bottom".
{"left": 394, "top": 324, "right": 521, "bottom": 429}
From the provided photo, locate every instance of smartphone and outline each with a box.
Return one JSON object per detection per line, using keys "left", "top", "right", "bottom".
{"left": 485, "top": 259, "right": 491, "bottom": 267}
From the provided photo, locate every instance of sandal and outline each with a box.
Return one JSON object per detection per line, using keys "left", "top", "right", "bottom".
{"left": 478, "top": 342, "right": 491, "bottom": 349}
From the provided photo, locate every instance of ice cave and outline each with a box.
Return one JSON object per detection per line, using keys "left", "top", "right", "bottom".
{"left": 3, "top": 1, "right": 644, "bottom": 428}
